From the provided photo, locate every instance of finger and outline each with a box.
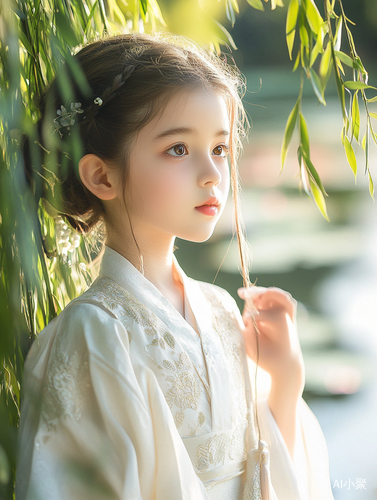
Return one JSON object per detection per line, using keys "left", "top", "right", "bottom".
{"left": 253, "top": 309, "right": 290, "bottom": 331}
{"left": 257, "top": 288, "right": 297, "bottom": 319}
{"left": 242, "top": 308, "right": 259, "bottom": 324}
{"left": 238, "top": 286, "right": 267, "bottom": 300}
{"left": 238, "top": 286, "right": 267, "bottom": 315}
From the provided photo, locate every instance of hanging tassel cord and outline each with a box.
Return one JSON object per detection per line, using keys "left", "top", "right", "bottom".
{"left": 251, "top": 309, "right": 274, "bottom": 500}
{"left": 251, "top": 313, "right": 261, "bottom": 444}
{"left": 260, "top": 440, "right": 273, "bottom": 500}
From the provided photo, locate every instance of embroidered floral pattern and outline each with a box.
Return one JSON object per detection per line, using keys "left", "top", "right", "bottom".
{"left": 160, "top": 352, "right": 203, "bottom": 432}
{"left": 166, "top": 371, "right": 201, "bottom": 410}
{"left": 193, "top": 424, "right": 247, "bottom": 473}
{"left": 41, "top": 350, "right": 90, "bottom": 432}
{"left": 187, "top": 411, "right": 206, "bottom": 436}
{"left": 80, "top": 277, "right": 205, "bottom": 434}
{"left": 163, "top": 331, "right": 175, "bottom": 349}
{"left": 174, "top": 411, "right": 185, "bottom": 429}
{"left": 82, "top": 277, "right": 158, "bottom": 337}
{"left": 196, "top": 433, "right": 230, "bottom": 471}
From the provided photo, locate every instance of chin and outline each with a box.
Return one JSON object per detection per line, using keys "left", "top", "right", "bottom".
{"left": 179, "top": 227, "right": 216, "bottom": 244}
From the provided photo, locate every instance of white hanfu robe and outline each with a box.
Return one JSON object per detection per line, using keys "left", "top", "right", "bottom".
{"left": 16, "top": 246, "right": 334, "bottom": 500}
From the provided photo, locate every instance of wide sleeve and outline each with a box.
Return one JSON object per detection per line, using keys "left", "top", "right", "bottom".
{"left": 16, "top": 302, "right": 210, "bottom": 500}
{"left": 257, "top": 394, "right": 334, "bottom": 500}
{"left": 221, "top": 290, "right": 334, "bottom": 500}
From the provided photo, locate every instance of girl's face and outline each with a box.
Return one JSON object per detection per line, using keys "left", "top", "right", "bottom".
{"left": 117, "top": 89, "right": 231, "bottom": 244}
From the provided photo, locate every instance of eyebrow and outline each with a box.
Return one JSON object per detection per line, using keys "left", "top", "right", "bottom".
{"left": 154, "top": 127, "right": 230, "bottom": 140}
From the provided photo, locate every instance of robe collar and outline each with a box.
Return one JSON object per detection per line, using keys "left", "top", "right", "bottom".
{"left": 97, "top": 245, "right": 202, "bottom": 345}
{"left": 97, "top": 245, "right": 233, "bottom": 431}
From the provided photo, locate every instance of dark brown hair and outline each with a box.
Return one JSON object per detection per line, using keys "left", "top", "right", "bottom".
{"left": 22, "top": 32, "right": 251, "bottom": 286}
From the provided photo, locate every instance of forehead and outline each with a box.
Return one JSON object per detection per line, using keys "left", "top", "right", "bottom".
{"left": 140, "top": 89, "right": 230, "bottom": 139}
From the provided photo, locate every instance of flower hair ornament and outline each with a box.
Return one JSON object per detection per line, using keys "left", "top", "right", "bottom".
{"left": 53, "top": 98, "right": 103, "bottom": 138}
{"left": 52, "top": 64, "right": 136, "bottom": 138}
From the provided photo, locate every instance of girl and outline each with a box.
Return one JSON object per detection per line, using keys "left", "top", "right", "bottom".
{"left": 17, "top": 33, "right": 334, "bottom": 500}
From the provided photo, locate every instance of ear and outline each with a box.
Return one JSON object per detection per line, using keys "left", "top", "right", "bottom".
{"left": 78, "top": 154, "right": 118, "bottom": 201}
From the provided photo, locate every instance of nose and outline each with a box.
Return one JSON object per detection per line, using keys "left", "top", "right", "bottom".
{"left": 197, "top": 154, "right": 222, "bottom": 187}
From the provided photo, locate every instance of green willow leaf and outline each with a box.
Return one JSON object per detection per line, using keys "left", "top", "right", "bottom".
{"left": 369, "top": 172, "right": 375, "bottom": 201}
{"left": 334, "top": 16, "right": 342, "bottom": 51}
{"left": 302, "top": 149, "right": 327, "bottom": 195}
{"left": 107, "top": 0, "right": 127, "bottom": 23}
{"left": 281, "top": 98, "right": 300, "bottom": 169}
{"left": 271, "top": 0, "right": 284, "bottom": 8}
{"left": 303, "top": 0, "right": 323, "bottom": 35}
{"left": 299, "top": 24, "right": 309, "bottom": 48}
{"left": 140, "top": 0, "right": 148, "bottom": 17}
{"left": 286, "top": 0, "right": 299, "bottom": 59}
{"left": 18, "top": 30, "right": 34, "bottom": 56}
{"left": 214, "top": 21, "right": 237, "bottom": 49}
{"left": 308, "top": 176, "right": 329, "bottom": 220}
{"left": 309, "top": 67, "right": 326, "bottom": 105}
{"left": 344, "top": 19, "right": 357, "bottom": 54}
{"left": 226, "top": 0, "right": 236, "bottom": 26}
{"left": 344, "top": 81, "right": 377, "bottom": 91}
{"left": 309, "top": 27, "right": 324, "bottom": 67}
{"left": 293, "top": 51, "right": 300, "bottom": 71}
{"left": 337, "top": 59, "right": 345, "bottom": 76}
{"left": 147, "top": 0, "right": 165, "bottom": 24}
{"left": 300, "top": 40, "right": 309, "bottom": 69}
{"left": 299, "top": 112, "right": 310, "bottom": 156}
{"left": 54, "top": 11, "right": 79, "bottom": 47}
{"left": 361, "top": 132, "right": 366, "bottom": 151}
{"left": 231, "top": 0, "right": 240, "bottom": 13}
{"left": 246, "top": 0, "right": 264, "bottom": 10}
{"left": 84, "top": 0, "right": 101, "bottom": 32}
{"left": 354, "top": 56, "right": 366, "bottom": 73}
{"left": 334, "top": 50, "right": 359, "bottom": 70}
{"left": 370, "top": 112, "right": 377, "bottom": 120}
{"left": 352, "top": 91, "right": 360, "bottom": 141}
{"left": 365, "top": 123, "right": 370, "bottom": 179}
{"left": 319, "top": 42, "right": 331, "bottom": 79}
{"left": 343, "top": 136, "right": 357, "bottom": 180}
{"left": 298, "top": 145, "right": 311, "bottom": 195}
{"left": 367, "top": 96, "right": 377, "bottom": 103}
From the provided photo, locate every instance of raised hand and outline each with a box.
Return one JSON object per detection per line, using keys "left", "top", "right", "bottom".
{"left": 238, "top": 286, "right": 305, "bottom": 461}
{"left": 237, "top": 286, "right": 304, "bottom": 386}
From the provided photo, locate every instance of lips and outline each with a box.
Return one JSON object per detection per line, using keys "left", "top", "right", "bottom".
{"left": 195, "top": 196, "right": 221, "bottom": 216}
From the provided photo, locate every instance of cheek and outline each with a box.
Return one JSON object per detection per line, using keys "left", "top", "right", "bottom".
{"left": 220, "top": 165, "right": 231, "bottom": 195}
{"left": 148, "top": 183, "right": 182, "bottom": 216}
{"left": 129, "top": 163, "right": 189, "bottom": 214}
{"left": 151, "top": 170, "right": 186, "bottom": 199}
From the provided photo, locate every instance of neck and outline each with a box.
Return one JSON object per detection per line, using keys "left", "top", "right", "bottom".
{"left": 105, "top": 224, "right": 185, "bottom": 316}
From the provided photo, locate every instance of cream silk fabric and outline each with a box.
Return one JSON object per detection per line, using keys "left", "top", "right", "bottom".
{"left": 16, "top": 246, "right": 334, "bottom": 500}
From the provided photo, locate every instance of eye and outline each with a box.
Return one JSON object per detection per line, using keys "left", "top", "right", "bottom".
{"left": 212, "top": 144, "right": 229, "bottom": 157}
{"left": 166, "top": 143, "right": 188, "bottom": 157}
